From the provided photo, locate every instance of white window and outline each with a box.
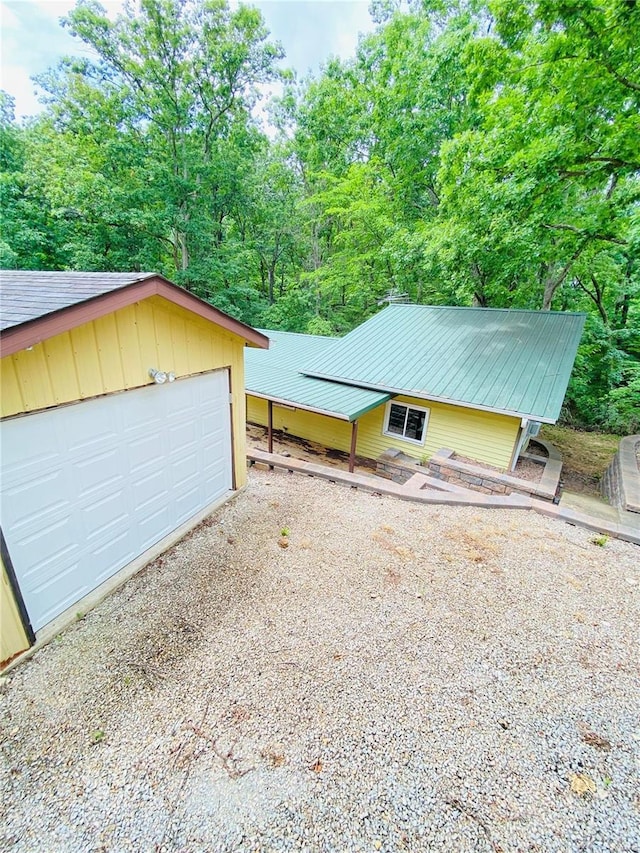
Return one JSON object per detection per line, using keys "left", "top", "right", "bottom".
{"left": 383, "top": 401, "right": 429, "bottom": 445}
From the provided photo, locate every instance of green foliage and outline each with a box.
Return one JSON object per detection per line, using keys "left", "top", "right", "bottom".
{"left": 604, "top": 364, "right": 640, "bottom": 434}
{"left": 2, "top": 0, "right": 638, "bottom": 431}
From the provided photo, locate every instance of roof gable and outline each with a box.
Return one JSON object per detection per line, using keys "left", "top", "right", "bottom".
{"left": 302, "top": 304, "right": 586, "bottom": 423}
{"left": 0, "top": 271, "right": 268, "bottom": 356}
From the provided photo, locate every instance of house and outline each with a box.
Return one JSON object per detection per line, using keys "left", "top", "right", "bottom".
{"left": 0, "top": 271, "right": 268, "bottom": 666}
{"left": 246, "top": 304, "right": 585, "bottom": 473}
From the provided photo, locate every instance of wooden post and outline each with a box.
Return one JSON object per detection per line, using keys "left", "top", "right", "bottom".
{"left": 349, "top": 419, "right": 358, "bottom": 473}
{"left": 267, "top": 400, "right": 273, "bottom": 453}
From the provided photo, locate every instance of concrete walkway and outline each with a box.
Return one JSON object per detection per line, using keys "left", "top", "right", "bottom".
{"left": 248, "top": 449, "right": 640, "bottom": 546}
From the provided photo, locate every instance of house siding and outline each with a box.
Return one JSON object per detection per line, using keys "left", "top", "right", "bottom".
{"left": 1, "top": 558, "right": 29, "bottom": 667}
{"left": 1, "top": 295, "right": 248, "bottom": 488}
{"left": 247, "top": 396, "right": 353, "bottom": 450}
{"left": 247, "top": 393, "right": 520, "bottom": 470}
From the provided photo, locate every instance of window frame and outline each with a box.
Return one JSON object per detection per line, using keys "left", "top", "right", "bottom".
{"left": 382, "top": 400, "right": 430, "bottom": 446}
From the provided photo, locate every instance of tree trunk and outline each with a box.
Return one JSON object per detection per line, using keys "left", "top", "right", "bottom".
{"left": 268, "top": 265, "right": 275, "bottom": 304}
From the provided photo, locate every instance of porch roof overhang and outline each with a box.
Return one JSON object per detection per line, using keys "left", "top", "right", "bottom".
{"left": 246, "top": 378, "right": 391, "bottom": 422}
{"left": 245, "top": 329, "right": 390, "bottom": 422}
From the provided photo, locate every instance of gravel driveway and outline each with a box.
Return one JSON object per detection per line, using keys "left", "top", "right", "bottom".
{"left": 1, "top": 469, "right": 639, "bottom": 853}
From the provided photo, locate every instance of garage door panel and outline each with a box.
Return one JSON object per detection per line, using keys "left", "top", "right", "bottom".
{"left": 201, "top": 412, "right": 224, "bottom": 438}
{"left": 1, "top": 370, "right": 233, "bottom": 632}
{"left": 92, "top": 536, "right": 137, "bottom": 583}
{"left": 168, "top": 421, "right": 197, "bottom": 451}
{"left": 173, "top": 478, "right": 199, "bottom": 502}
{"left": 82, "top": 493, "right": 129, "bottom": 536}
{"left": 63, "top": 408, "right": 120, "bottom": 452}
{"left": 175, "top": 486, "right": 201, "bottom": 523}
{"left": 0, "top": 455, "right": 64, "bottom": 490}
{"left": 202, "top": 438, "right": 227, "bottom": 469}
{"left": 128, "top": 434, "right": 166, "bottom": 475}
{"left": 132, "top": 468, "right": 169, "bottom": 509}
{"left": 2, "top": 478, "right": 70, "bottom": 532}
{"left": 35, "top": 564, "right": 87, "bottom": 626}
{"left": 120, "top": 393, "right": 165, "bottom": 432}
{"left": 138, "top": 505, "right": 172, "bottom": 551}
{"left": 75, "top": 452, "right": 124, "bottom": 497}
{"left": 20, "top": 544, "right": 81, "bottom": 594}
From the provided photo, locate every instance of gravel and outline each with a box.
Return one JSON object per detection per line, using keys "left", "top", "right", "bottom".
{"left": 1, "top": 468, "right": 639, "bottom": 853}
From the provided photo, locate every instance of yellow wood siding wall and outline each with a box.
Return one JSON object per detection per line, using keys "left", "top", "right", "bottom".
{"left": 1, "top": 559, "right": 29, "bottom": 666}
{"left": 247, "top": 393, "right": 520, "bottom": 470}
{"left": 247, "top": 395, "right": 353, "bottom": 451}
{"left": 1, "top": 295, "right": 248, "bottom": 487}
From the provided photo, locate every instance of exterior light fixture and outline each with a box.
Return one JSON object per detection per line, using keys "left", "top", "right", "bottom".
{"left": 148, "top": 368, "right": 176, "bottom": 384}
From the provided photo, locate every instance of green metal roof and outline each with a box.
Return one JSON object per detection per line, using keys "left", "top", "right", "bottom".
{"left": 245, "top": 330, "right": 391, "bottom": 421}
{"left": 302, "top": 305, "right": 586, "bottom": 423}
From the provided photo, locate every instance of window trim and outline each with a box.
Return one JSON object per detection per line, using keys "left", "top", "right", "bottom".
{"left": 382, "top": 400, "right": 430, "bottom": 446}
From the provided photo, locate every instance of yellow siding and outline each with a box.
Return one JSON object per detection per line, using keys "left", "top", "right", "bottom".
{"left": 1, "top": 295, "right": 249, "bottom": 488}
{"left": 247, "top": 396, "right": 353, "bottom": 451}
{"left": 1, "top": 559, "right": 30, "bottom": 667}
{"left": 247, "top": 393, "right": 520, "bottom": 470}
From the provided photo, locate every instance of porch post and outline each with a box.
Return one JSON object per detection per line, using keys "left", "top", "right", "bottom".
{"left": 267, "top": 400, "right": 274, "bottom": 453}
{"left": 349, "top": 419, "right": 358, "bottom": 473}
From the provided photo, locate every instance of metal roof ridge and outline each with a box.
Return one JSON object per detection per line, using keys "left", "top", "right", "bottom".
{"left": 382, "top": 303, "right": 587, "bottom": 317}
{"left": 258, "top": 328, "right": 339, "bottom": 341}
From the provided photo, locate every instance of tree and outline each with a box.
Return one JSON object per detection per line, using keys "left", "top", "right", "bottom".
{"left": 34, "top": 0, "right": 284, "bottom": 302}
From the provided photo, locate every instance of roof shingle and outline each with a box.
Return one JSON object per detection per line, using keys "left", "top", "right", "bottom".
{"left": 0, "top": 271, "right": 157, "bottom": 331}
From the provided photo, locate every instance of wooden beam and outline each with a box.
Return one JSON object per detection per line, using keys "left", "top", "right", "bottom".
{"left": 349, "top": 420, "right": 358, "bottom": 473}
{"left": 267, "top": 400, "right": 274, "bottom": 453}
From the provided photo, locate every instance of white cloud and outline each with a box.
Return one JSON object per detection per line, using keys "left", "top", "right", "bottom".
{"left": 1, "top": 0, "right": 375, "bottom": 120}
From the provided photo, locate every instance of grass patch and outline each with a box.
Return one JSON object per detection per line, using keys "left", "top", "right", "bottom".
{"left": 540, "top": 425, "right": 619, "bottom": 495}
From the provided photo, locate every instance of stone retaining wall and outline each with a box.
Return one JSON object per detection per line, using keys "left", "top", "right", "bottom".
{"left": 376, "top": 448, "right": 421, "bottom": 484}
{"left": 427, "top": 442, "right": 562, "bottom": 502}
{"left": 602, "top": 435, "right": 640, "bottom": 514}
{"left": 377, "top": 441, "right": 563, "bottom": 502}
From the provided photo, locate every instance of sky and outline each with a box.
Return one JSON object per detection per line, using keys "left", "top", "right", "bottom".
{"left": 0, "top": 0, "right": 376, "bottom": 121}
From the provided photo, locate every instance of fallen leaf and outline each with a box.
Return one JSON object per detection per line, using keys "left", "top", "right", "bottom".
{"left": 310, "top": 759, "right": 323, "bottom": 773}
{"left": 569, "top": 772, "right": 596, "bottom": 796}
{"left": 580, "top": 730, "right": 612, "bottom": 751}
{"left": 261, "top": 741, "right": 285, "bottom": 767}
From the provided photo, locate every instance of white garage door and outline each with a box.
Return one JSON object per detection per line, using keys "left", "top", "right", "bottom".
{"left": 0, "top": 370, "right": 232, "bottom": 631}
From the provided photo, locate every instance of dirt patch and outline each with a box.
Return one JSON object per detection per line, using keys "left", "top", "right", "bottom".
{"left": 453, "top": 452, "right": 544, "bottom": 485}
{"left": 541, "top": 425, "right": 619, "bottom": 496}
{"left": 247, "top": 423, "right": 378, "bottom": 475}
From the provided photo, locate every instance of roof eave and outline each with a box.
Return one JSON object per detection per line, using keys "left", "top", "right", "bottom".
{"left": 246, "top": 390, "right": 352, "bottom": 421}
{"left": 0, "top": 275, "right": 269, "bottom": 357}
{"left": 302, "top": 372, "right": 558, "bottom": 423}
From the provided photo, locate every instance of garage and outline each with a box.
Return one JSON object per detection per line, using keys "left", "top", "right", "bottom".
{"left": 0, "top": 271, "right": 268, "bottom": 663}
{"left": 1, "top": 370, "right": 231, "bottom": 631}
